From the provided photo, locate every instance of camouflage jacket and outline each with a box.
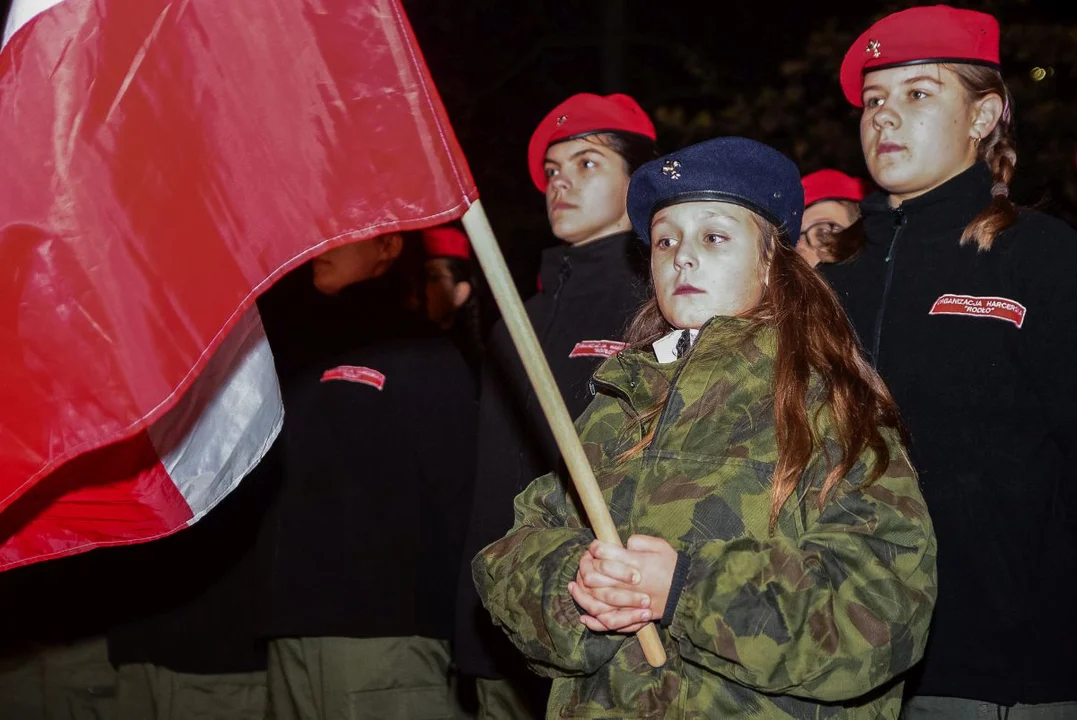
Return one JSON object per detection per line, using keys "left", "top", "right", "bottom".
{"left": 473, "top": 317, "right": 937, "bottom": 719}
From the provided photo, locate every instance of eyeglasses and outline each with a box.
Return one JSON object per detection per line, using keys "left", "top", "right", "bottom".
{"left": 799, "top": 221, "right": 843, "bottom": 249}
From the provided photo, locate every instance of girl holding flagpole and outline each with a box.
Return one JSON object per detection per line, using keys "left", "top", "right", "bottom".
{"left": 474, "top": 137, "right": 937, "bottom": 718}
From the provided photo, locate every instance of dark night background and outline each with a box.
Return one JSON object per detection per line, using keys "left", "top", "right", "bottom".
{"left": 4, "top": 0, "right": 1075, "bottom": 302}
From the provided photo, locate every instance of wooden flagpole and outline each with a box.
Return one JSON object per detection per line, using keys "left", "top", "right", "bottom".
{"left": 462, "top": 200, "right": 667, "bottom": 668}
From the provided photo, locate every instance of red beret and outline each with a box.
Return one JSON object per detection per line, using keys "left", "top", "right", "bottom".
{"left": 802, "top": 169, "right": 870, "bottom": 208}
{"left": 421, "top": 226, "right": 470, "bottom": 260}
{"left": 528, "top": 93, "right": 656, "bottom": 192}
{"left": 840, "top": 6, "right": 1000, "bottom": 107}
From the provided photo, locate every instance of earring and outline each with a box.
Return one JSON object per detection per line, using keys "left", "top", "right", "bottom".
{"left": 972, "top": 134, "right": 981, "bottom": 145}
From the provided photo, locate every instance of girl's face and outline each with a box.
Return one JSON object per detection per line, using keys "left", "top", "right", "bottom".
{"left": 544, "top": 137, "right": 632, "bottom": 245}
{"left": 860, "top": 63, "right": 986, "bottom": 205}
{"left": 650, "top": 201, "right": 766, "bottom": 330}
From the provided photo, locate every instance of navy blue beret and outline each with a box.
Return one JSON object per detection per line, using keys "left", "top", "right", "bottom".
{"left": 627, "top": 137, "right": 804, "bottom": 245}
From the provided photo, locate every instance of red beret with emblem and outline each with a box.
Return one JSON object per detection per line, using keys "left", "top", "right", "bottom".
{"left": 528, "top": 93, "right": 656, "bottom": 192}
{"left": 840, "top": 5, "right": 1000, "bottom": 107}
{"left": 421, "top": 225, "right": 470, "bottom": 260}
{"left": 802, "top": 169, "right": 871, "bottom": 208}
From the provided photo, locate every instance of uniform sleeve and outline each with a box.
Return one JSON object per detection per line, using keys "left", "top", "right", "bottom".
{"left": 418, "top": 347, "right": 479, "bottom": 615}
{"left": 459, "top": 321, "right": 552, "bottom": 583}
{"left": 453, "top": 325, "right": 540, "bottom": 674}
{"left": 471, "top": 393, "right": 630, "bottom": 678}
{"left": 1011, "top": 217, "right": 1077, "bottom": 467}
{"left": 458, "top": 329, "right": 524, "bottom": 571}
{"left": 667, "top": 431, "right": 937, "bottom": 701}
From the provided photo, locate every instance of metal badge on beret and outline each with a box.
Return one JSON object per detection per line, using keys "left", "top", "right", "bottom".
{"left": 661, "top": 159, "right": 682, "bottom": 180}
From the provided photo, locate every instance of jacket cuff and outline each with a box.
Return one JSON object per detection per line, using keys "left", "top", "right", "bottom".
{"left": 660, "top": 551, "right": 691, "bottom": 627}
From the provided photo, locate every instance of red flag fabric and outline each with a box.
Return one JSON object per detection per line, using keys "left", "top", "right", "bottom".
{"left": 0, "top": 0, "right": 477, "bottom": 569}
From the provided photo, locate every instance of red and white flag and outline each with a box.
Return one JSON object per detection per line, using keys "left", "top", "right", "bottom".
{"left": 0, "top": 0, "right": 477, "bottom": 570}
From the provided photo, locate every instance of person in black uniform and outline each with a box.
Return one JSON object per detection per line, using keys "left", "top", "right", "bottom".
{"left": 258, "top": 232, "right": 478, "bottom": 720}
{"left": 106, "top": 244, "right": 426, "bottom": 720}
{"left": 454, "top": 93, "right": 658, "bottom": 719}
{"left": 821, "top": 7, "right": 1077, "bottom": 719}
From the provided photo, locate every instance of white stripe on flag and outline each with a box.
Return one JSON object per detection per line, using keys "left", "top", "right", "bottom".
{"left": 2, "top": 0, "right": 64, "bottom": 47}
{"left": 0, "top": 306, "right": 284, "bottom": 571}
{"left": 147, "top": 306, "right": 283, "bottom": 523}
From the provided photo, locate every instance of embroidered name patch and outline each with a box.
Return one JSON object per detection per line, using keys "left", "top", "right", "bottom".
{"left": 320, "top": 366, "right": 386, "bottom": 390}
{"left": 569, "top": 340, "right": 627, "bottom": 359}
{"left": 928, "top": 294, "right": 1026, "bottom": 329}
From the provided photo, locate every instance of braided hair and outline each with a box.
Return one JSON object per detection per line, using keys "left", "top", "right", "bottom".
{"left": 947, "top": 64, "right": 1019, "bottom": 252}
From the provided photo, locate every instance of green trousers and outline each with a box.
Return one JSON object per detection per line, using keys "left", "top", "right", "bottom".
{"left": 114, "top": 663, "right": 266, "bottom": 720}
{"left": 265, "top": 636, "right": 459, "bottom": 720}
{"left": 474, "top": 677, "right": 546, "bottom": 720}
{"left": 0, "top": 636, "right": 116, "bottom": 720}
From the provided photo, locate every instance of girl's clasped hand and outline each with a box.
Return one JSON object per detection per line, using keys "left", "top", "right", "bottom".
{"left": 569, "top": 535, "right": 678, "bottom": 634}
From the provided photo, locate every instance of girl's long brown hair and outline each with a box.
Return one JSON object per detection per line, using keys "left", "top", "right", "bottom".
{"left": 945, "top": 64, "right": 1019, "bottom": 251}
{"left": 620, "top": 218, "right": 903, "bottom": 530}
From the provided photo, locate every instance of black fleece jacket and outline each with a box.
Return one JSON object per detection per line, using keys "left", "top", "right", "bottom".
{"left": 822, "top": 164, "right": 1077, "bottom": 705}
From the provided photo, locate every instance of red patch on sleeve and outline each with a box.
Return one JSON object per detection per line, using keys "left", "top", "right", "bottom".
{"left": 320, "top": 366, "right": 386, "bottom": 390}
{"left": 928, "top": 294, "right": 1026, "bottom": 329}
{"left": 569, "top": 340, "right": 627, "bottom": 359}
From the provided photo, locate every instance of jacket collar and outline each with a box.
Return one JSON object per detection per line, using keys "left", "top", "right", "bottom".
{"left": 317, "top": 268, "right": 433, "bottom": 345}
{"left": 862, "top": 162, "right": 993, "bottom": 245}
{"left": 537, "top": 230, "right": 647, "bottom": 298}
{"left": 653, "top": 328, "right": 699, "bottom": 364}
{"left": 594, "top": 317, "right": 774, "bottom": 411}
